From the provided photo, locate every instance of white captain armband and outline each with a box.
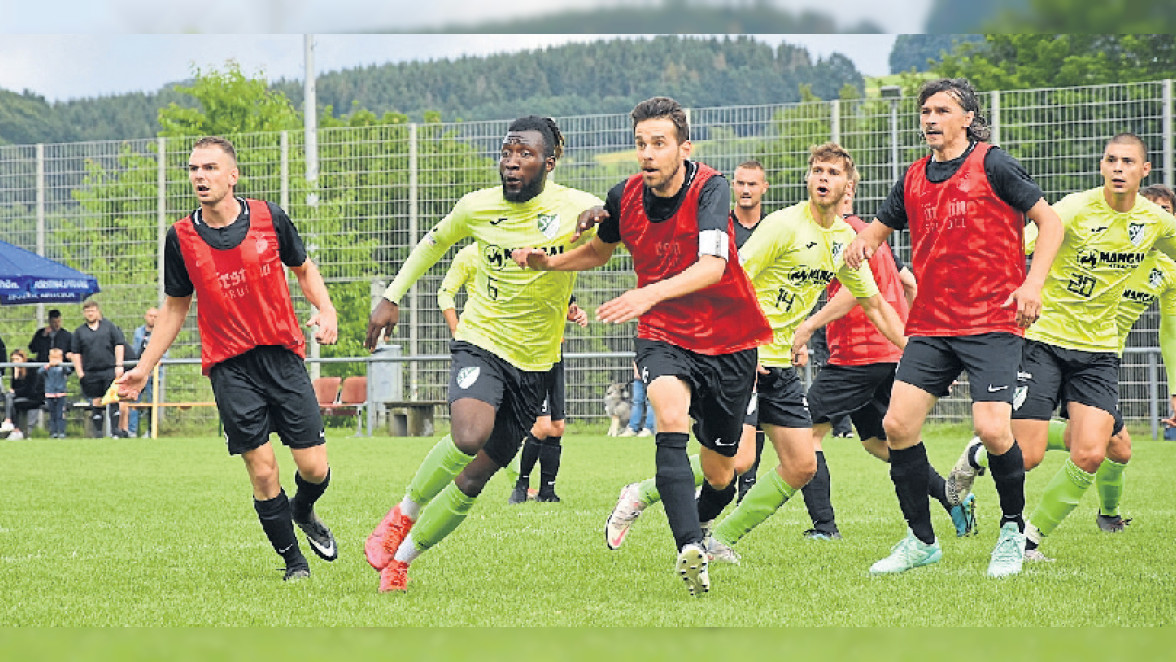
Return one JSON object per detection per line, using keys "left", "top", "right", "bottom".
{"left": 698, "top": 229, "right": 730, "bottom": 260}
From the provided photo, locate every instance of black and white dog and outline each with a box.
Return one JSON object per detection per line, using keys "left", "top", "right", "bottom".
{"left": 603, "top": 382, "right": 633, "bottom": 437}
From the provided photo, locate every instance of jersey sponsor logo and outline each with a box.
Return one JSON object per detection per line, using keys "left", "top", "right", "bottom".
{"left": 1122, "top": 288, "right": 1155, "bottom": 304}
{"left": 787, "top": 266, "right": 836, "bottom": 287}
{"left": 1067, "top": 273, "right": 1095, "bottom": 297}
{"left": 490, "top": 217, "right": 508, "bottom": 226}
{"left": 1089, "top": 225, "right": 1109, "bottom": 234}
{"left": 537, "top": 213, "right": 561, "bottom": 240}
{"left": 456, "top": 366, "right": 480, "bottom": 389}
{"left": 804, "top": 241, "right": 818, "bottom": 249}
{"left": 1128, "top": 223, "right": 1146, "bottom": 247}
{"left": 484, "top": 243, "right": 565, "bottom": 270}
{"left": 1075, "top": 248, "right": 1146, "bottom": 270}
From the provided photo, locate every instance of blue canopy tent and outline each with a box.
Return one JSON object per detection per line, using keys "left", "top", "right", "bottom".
{"left": 0, "top": 240, "right": 100, "bottom": 304}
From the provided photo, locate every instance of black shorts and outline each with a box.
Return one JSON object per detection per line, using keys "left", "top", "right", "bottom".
{"left": 448, "top": 340, "right": 547, "bottom": 467}
{"left": 1012, "top": 339, "right": 1123, "bottom": 433}
{"left": 538, "top": 359, "right": 566, "bottom": 422}
{"left": 807, "top": 362, "right": 895, "bottom": 441}
{"left": 80, "top": 369, "right": 115, "bottom": 399}
{"left": 896, "top": 333, "right": 1023, "bottom": 403}
{"left": 755, "top": 366, "right": 813, "bottom": 430}
{"left": 635, "top": 338, "right": 756, "bottom": 458}
{"left": 743, "top": 391, "right": 759, "bottom": 428}
{"left": 208, "top": 346, "right": 325, "bottom": 456}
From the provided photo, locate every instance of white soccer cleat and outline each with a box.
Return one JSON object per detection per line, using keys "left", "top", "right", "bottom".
{"left": 604, "top": 482, "right": 646, "bottom": 550}
{"left": 946, "top": 437, "right": 985, "bottom": 507}
{"left": 676, "top": 543, "right": 710, "bottom": 596}
{"left": 704, "top": 535, "right": 740, "bottom": 565}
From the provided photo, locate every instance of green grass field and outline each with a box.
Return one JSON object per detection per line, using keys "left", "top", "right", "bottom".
{"left": 2, "top": 423, "right": 1174, "bottom": 628}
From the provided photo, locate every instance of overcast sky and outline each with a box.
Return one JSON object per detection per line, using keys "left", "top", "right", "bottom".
{"left": 0, "top": 0, "right": 923, "bottom": 103}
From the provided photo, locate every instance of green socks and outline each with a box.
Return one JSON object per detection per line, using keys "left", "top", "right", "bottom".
{"left": 412, "top": 482, "right": 476, "bottom": 551}
{"left": 1046, "top": 419, "right": 1068, "bottom": 452}
{"left": 1027, "top": 458, "right": 1095, "bottom": 539}
{"left": 406, "top": 435, "right": 475, "bottom": 506}
{"left": 637, "top": 453, "right": 703, "bottom": 505}
{"left": 712, "top": 469, "right": 796, "bottom": 546}
{"left": 1095, "top": 459, "right": 1127, "bottom": 517}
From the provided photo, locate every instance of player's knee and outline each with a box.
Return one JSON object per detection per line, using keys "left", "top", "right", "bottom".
{"left": 454, "top": 466, "right": 494, "bottom": 497}
{"left": 1107, "top": 430, "right": 1131, "bottom": 463}
{"left": 1069, "top": 447, "right": 1106, "bottom": 474}
{"left": 1021, "top": 448, "right": 1045, "bottom": 471}
{"left": 881, "top": 413, "right": 916, "bottom": 443}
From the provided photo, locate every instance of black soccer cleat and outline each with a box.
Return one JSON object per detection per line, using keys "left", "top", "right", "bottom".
{"left": 508, "top": 482, "right": 530, "bottom": 505}
{"left": 292, "top": 509, "right": 338, "bottom": 562}
{"left": 283, "top": 560, "right": 311, "bottom": 581}
{"left": 535, "top": 491, "right": 562, "bottom": 503}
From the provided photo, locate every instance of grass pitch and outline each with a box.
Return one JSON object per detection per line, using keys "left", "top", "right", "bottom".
{"left": 2, "top": 423, "right": 1174, "bottom": 627}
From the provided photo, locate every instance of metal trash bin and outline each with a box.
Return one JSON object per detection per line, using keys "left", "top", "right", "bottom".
{"left": 368, "top": 344, "right": 403, "bottom": 434}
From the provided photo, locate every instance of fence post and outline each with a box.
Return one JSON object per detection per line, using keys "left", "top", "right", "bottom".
{"left": 1164, "top": 79, "right": 1173, "bottom": 188}
{"left": 830, "top": 99, "right": 840, "bottom": 145}
{"left": 408, "top": 123, "right": 420, "bottom": 398}
{"left": 157, "top": 137, "right": 167, "bottom": 306}
{"left": 35, "top": 143, "right": 46, "bottom": 324}
{"left": 989, "top": 90, "right": 1001, "bottom": 147}
{"left": 280, "top": 130, "right": 289, "bottom": 211}
{"left": 1148, "top": 351, "right": 1160, "bottom": 440}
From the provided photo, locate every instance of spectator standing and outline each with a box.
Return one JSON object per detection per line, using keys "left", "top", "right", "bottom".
{"left": 29, "top": 309, "right": 73, "bottom": 364}
{"left": 70, "top": 299, "right": 130, "bottom": 437}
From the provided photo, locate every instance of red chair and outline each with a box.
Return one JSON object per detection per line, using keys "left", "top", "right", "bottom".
{"left": 316, "top": 376, "right": 368, "bottom": 436}
{"left": 312, "top": 377, "right": 342, "bottom": 411}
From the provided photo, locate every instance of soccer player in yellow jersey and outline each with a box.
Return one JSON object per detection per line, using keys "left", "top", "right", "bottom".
{"left": 361, "top": 116, "right": 603, "bottom": 592}
{"left": 949, "top": 134, "right": 1176, "bottom": 562}
{"left": 436, "top": 242, "right": 588, "bottom": 503}
{"left": 703, "top": 143, "right": 908, "bottom": 564}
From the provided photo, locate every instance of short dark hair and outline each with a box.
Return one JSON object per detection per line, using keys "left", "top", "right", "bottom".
{"left": 1142, "top": 184, "right": 1176, "bottom": 209}
{"left": 1108, "top": 132, "right": 1149, "bottom": 159}
{"left": 48, "top": 309, "right": 61, "bottom": 319}
{"left": 917, "top": 78, "right": 991, "bottom": 142}
{"left": 736, "top": 160, "right": 765, "bottom": 173}
{"left": 631, "top": 96, "right": 689, "bottom": 144}
{"left": 809, "top": 142, "right": 858, "bottom": 185}
{"left": 192, "top": 136, "right": 238, "bottom": 163}
{"left": 506, "top": 115, "right": 564, "bottom": 160}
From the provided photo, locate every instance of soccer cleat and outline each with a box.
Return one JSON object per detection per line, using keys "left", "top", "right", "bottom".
{"left": 704, "top": 536, "right": 741, "bottom": 565}
{"left": 1096, "top": 514, "right": 1132, "bottom": 533}
{"left": 283, "top": 560, "right": 311, "bottom": 581}
{"left": 946, "top": 438, "right": 986, "bottom": 507}
{"left": 1023, "top": 548, "right": 1055, "bottom": 563}
{"left": 802, "top": 528, "right": 842, "bottom": 541}
{"left": 987, "top": 521, "right": 1027, "bottom": 578}
{"left": 508, "top": 482, "right": 530, "bottom": 505}
{"left": 951, "top": 493, "right": 978, "bottom": 537}
{"left": 378, "top": 560, "right": 409, "bottom": 592}
{"left": 292, "top": 508, "right": 338, "bottom": 562}
{"left": 535, "top": 491, "right": 561, "bottom": 503}
{"left": 869, "top": 530, "right": 942, "bottom": 575}
{"left": 365, "top": 504, "right": 414, "bottom": 571}
{"left": 676, "top": 543, "right": 710, "bottom": 596}
{"left": 604, "top": 482, "right": 646, "bottom": 550}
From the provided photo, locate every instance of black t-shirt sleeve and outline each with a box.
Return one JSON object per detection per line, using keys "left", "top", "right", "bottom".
{"left": 269, "top": 202, "right": 309, "bottom": 267}
{"left": 596, "top": 181, "right": 626, "bottom": 245}
{"left": 876, "top": 174, "right": 909, "bottom": 231}
{"left": 984, "top": 147, "right": 1045, "bottom": 213}
{"left": 164, "top": 226, "right": 194, "bottom": 298}
{"left": 110, "top": 323, "right": 126, "bottom": 349}
{"left": 696, "top": 175, "right": 731, "bottom": 234}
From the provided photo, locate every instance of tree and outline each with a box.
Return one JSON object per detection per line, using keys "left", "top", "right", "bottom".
{"left": 888, "top": 35, "right": 984, "bottom": 74}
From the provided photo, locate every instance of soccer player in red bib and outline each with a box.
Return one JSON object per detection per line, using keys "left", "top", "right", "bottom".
{"left": 515, "top": 97, "right": 772, "bottom": 596}
{"left": 844, "top": 78, "right": 1063, "bottom": 578}
{"left": 117, "top": 137, "right": 339, "bottom": 582}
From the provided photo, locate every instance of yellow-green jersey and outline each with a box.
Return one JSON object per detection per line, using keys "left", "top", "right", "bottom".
{"left": 1115, "top": 251, "right": 1176, "bottom": 353}
{"left": 740, "top": 201, "right": 879, "bottom": 367}
{"left": 1027, "top": 188, "right": 1176, "bottom": 352}
{"left": 383, "top": 183, "right": 603, "bottom": 371}
{"left": 437, "top": 243, "right": 479, "bottom": 311}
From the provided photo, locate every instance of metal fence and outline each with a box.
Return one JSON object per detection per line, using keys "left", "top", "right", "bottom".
{"left": 1, "top": 78, "right": 1174, "bottom": 429}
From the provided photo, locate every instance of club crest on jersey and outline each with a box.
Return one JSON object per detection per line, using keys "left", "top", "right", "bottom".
{"left": 456, "top": 366, "right": 480, "bottom": 389}
{"left": 1150, "top": 268, "right": 1165, "bottom": 288}
{"left": 1128, "top": 223, "right": 1146, "bottom": 247}
{"left": 537, "top": 213, "right": 560, "bottom": 240}
{"left": 830, "top": 242, "right": 844, "bottom": 262}
{"left": 255, "top": 237, "right": 268, "bottom": 254}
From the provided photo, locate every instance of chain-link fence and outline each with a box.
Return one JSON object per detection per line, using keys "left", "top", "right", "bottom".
{"left": 2, "top": 79, "right": 1173, "bottom": 431}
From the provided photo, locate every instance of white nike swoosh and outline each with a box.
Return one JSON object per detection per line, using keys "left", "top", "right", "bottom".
{"left": 310, "top": 538, "right": 337, "bottom": 557}
{"left": 988, "top": 385, "right": 1009, "bottom": 392}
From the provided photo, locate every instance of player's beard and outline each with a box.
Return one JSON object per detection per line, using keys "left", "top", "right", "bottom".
{"left": 502, "top": 173, "right": 546, "bottom": 203}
